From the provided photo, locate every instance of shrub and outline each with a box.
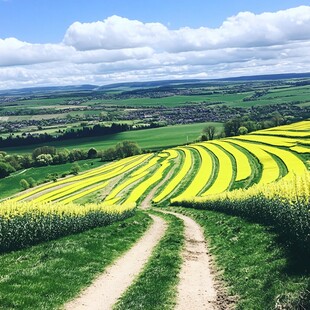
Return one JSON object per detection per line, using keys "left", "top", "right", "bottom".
{"left": 20, "top": 179, "right": 30, "bottom": 190}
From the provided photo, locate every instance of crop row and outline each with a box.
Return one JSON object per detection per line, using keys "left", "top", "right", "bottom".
{"left": 0, "top": 200, "right": 135, "bottom": 252}
{"left": 9, "top": 120, "right": 310, "bottom": 207}
{"left": 177, "top": 171, "right": 310, "bottom": 255}
{"left": 12, "top": 154, "right": 152, "bottom": 204}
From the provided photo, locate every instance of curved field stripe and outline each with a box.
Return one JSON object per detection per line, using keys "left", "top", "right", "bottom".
{"left": 104, "top": 170, "right": 149, "bottom": 203}
{"left": 165, "top": 149, "right": 179, "bottom": 159}
{"left": 152, "top": 147, "right": 191, "bottom": 203}
{"left": 32, "top": 173, "right": 115, "bottom": 203}
{"left": 253, "top": 130, "right": 310, "bottom": 138}
{"left": 171, "top": 145, "right": 213, "bottom": 202}
{"left": 290, "top": 145, "right": 310, "bottom": 153}
{"left": 30, "top": 165, "right": 126, "bottom": 202}
{"left": 104, "top": 197, "right": 121, "bottom": 205}
{"left": 255, "top": 144, "right": 307, "bottom": 178}
{"left": 60, "top": 181, "right": 109, "bottom": 204}
{"left": 131, "top": 156, "right": 161, "bottom": 177}
{"left": 26, "top": 154, "right": 152, "bottom": 202}
{"left": 227, "top": 140, "right": 280, "bottom": 185}
{"left": 198, "top": 142, "right": 234, "bottom": 196}
{"left": 236, "top": 135, "right": 297, "bottom": 147}
{"left": 261, "top": 120, "right": 310, "bottom": 131}
{"left": 123, "top": 160, "right": 172, "bottom": 204}
{"left": 107, "top": 150, "right": 179, "bottom": 204}
{"left": 298, "top": 139, "right": 310, "bottom": 145}
{"left": 11, "top": 154, "right": 151, "bottom": 202}
{"left": 210, "top": 140, "right": 252, "bottom": 181}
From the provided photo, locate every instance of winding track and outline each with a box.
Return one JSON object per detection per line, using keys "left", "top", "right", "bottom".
{"left": 65, "top": 214, "right": 167, "bottom": 310}
{"left": 159, "top": 210, "right": 218, "bottom": 310}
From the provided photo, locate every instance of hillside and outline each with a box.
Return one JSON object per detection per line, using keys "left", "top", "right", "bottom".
{"left": 10, "top": 120, "right": 309, "bottom": 206}
{"left": 1, "top": 120, "right": 309, "bottom": 309}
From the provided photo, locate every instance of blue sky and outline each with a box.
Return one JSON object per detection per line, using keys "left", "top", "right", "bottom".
{"left": 0, "top": 1, "right": 310, "bottom": 89}
{"left": 1, "top": 0, "right": 308, "bottom": 43}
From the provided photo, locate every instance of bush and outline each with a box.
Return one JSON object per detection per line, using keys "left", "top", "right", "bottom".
{"left": 70, "top": 163, "right": 81, "bottom": 175}
{"left": 87, "top": 147, "right": 98, "bottom": 159}
{"left": 27, "top": 177, "right": 36, "bottom": 188}
{"left": 0, "top": 162, "right": 15, "bottom": 178}
{"left": 101, "top": 141, "right": 142, "bottom": 161}
{"left": 20, "top": 179, "right": 30, "bottom": 190}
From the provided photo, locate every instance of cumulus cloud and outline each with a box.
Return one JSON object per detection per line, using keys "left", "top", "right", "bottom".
{"left": 63, "top": 15, "right": 169, "bottom": 51}
{"left": 1, "top": 6, "right": 310, "bottom": 89}
{"left": 63, "top": 6, "right": 310, "bottom": 52}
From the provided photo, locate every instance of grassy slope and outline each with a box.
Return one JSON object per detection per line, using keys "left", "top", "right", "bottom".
{"left": 0, "top": 159, "right": 106, "bottom": 200}
{"left": 0, "top": 211, "right": 151, "bottom": 310}
{"left": 2, "top": 122, "right": 223, "bottom": 154}
{"left": 170, "top": 207, "right": 310, "bottom": 310}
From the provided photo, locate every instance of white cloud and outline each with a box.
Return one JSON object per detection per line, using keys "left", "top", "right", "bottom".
{"left": 1, "top": 6, "right": 310, "bottom": 89}
{"left": 63, "top": 6, "right": 310, "bottom": 52}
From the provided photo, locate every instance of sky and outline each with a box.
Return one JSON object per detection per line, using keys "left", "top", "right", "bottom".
{"left": 0, "top": 0, "right": 310, "bottom": 89}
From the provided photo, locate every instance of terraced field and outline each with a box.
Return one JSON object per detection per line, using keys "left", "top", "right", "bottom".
{"left": 2, "top": 120, "right": 310, "bottom": 309}
{"left": 10, "top": 120, "right": 309, "bottom": 206}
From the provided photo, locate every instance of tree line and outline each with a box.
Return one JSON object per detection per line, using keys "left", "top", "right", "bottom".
{"left": 0, "top": 122, "right": 162, "bottom": 148}
{"left": 201, "top": 111, "right": 292, "bottom": 141}
{"left": 0, "top": 141, "right": 142, "bottom": 180}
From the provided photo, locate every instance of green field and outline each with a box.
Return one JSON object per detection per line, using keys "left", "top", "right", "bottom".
{"left": 1, "top": 122, "right": 223, "bottom": 154}
{"left": 0, "top": 159, "right": 106, "bottom": 200}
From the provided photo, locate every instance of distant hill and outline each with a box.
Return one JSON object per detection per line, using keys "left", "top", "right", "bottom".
{"left": 217, "top": 72, "right": 310, "bottom": 81}
{"left": 1, "top": 72, "right": 310, "bottom": 96}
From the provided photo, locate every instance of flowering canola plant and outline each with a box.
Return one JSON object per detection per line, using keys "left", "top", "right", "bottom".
{"left": 0, "top": 200, "right": 136, "bottom": 252}
{"left": 210, "top": 140, "right": 252, "bottom": 181}
{"left": 226, "top": 140, "right": 280, "bottom": 184}
{"left": 171, "top": 145, "right": 213, "bottom": 202}
{"left": 153, "top": 147, "right": 191, "bottom": 203}
{"left": 199, "top": 142, "right": 234, "bottom": 196}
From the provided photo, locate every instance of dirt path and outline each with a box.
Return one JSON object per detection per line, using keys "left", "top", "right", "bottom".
{"left": 65, "top": 214, "right": 167, "bottom": 310}
{"left": 159, "top": 210, "right": 219, "bottom": 310}
{"left": 140, "top": 159, "right": 179, "bottom": 210}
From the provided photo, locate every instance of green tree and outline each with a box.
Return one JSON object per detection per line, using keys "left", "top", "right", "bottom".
{"left": 28, "top": 177, "right": 36, "bottom": 188}
{"left": 47, "top": 173, "right": 58, "bottom": 182}
{"left": 35, "top": 154, "right": 53, "bottom": 166}
{"left": 0, "top": 162, "right": 15, "bottom": 178}
{"left": 20, "top": 179, "right": 30, "bottom": 190}
{"left": 88, "top": 147, "right": 98, "bottom": 159}
{"left": 101, "top": 147, "right": 118, "bottom": 161}
{"left": 70, "top": 163, "right": 81, "bottom": 175}
{"left": 224, "top": 118, "right": 242, "bottom": 137}
{"left": 32, "top": 146, "right": 57, "bottom": 159}
{"left": 202, "top": 125, "right": 216, "bottom": 141}
{"left": 238, "top": 126, "right": 249, "bottom": 135}
{"left": 69, "top": 149, "right": 87, "bottom": 162}
{"left": 115, "top": 141, "right": 142, "bottom": 158}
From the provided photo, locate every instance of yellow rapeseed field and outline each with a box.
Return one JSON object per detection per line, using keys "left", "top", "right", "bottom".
{"left": 199, "top": 142, "right": 234, "bottom": 196}
{"left": 153, "top": 147, "right": 191, "bottom": 203}
{"left": 226, "top": 140, "right": 280, "bottom": 184}
{"left": 171, "top": 145, "right": 213, "bottom": 202}
{"left": 210, "top": 140, "right": 252, "bottom": 181}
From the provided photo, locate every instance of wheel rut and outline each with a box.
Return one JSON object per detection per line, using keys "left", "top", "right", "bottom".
{"left": 65, "top": 214, "right": 167, "bottom": 310}
{"left": 159, "top": 210, "right": 221, "bottom": 310}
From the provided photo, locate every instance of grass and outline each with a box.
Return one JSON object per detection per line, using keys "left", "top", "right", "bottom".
{"left": 114, "top": 210, "right": 184, "bottom": 310}
{"left": 2, "top": 122, "right": 223, "bottom": 154}
{"left": 169, "top": 207, "right": 310, "bottom": 310}
{"left": 0, "top": 211, "right": 152, "bottom": 310}
{"left": 0, "top": 159, "right": 106, "bottom": 200}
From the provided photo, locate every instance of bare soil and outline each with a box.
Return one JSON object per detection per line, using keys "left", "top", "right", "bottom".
{"left": 159, "top": 210, "right": 217, "bottom": 309}
{"left": 64, "top": 214, "right": 167, "bottom": 310}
